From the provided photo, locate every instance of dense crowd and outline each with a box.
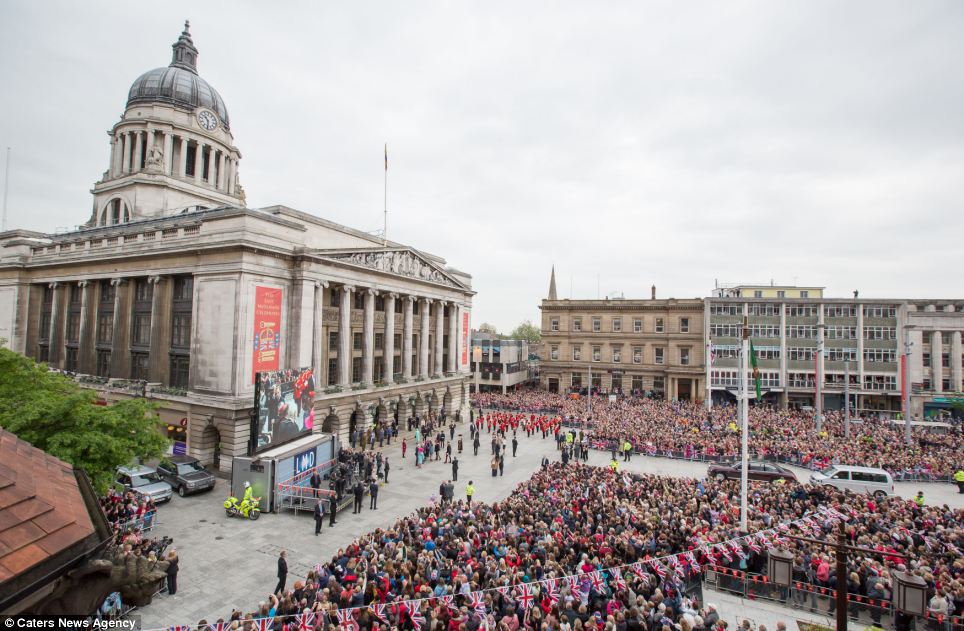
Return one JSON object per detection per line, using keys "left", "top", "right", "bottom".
{"left": 473, "top": 392, "right": 963, "bottom": 479}
{"left": 174, "top": 458, "right": 961, "bottom": 631}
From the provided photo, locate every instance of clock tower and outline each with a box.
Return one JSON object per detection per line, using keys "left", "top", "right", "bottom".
{"left": 89, "top": 22, "right": 244, "bottom": 227}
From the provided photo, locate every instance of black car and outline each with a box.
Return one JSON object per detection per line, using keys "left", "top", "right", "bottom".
{"left": 707, "top": 460, "right": 797, "bottom": 483}
{"left": 157, "top": 455, "right": 216, "bottom": 497}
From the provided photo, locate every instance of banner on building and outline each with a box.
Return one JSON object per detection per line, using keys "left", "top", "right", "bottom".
{"left": 252, "top": 286, "right": 283, "bottom": 384}
{"left": 461, "top": 311, "right": 471, "bottom": 367}
{"left": 253, "top": 366, "right": 316, "bottom": 453}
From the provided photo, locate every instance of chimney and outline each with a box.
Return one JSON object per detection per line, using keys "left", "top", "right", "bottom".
{"left": 651, "top": 285, "right": 656, "bottom": 300}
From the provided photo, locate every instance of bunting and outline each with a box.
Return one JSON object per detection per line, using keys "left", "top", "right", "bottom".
{"left": 295, "top": 612, "right": 315, "bottom": 631}
{"left": 609, "top": 568, "right": 627, "bottom": 591}
{"left": 369, "top": 603, "right": 388, "bottom": 625}
{"left": 515, "top": 583, "right": 535, "bottom": 609}
{"left": 543, "top": 578, "right": 560, "bottom": 605}
{"left": 405, "top": 601, "right": 425, "bottom": 628}
{"left": 334, "top": 610, "right": 357, "bottom": 631}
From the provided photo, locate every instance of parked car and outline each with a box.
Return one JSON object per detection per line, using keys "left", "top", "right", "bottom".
{"left": 707, "top": 461, "right": 797, "bottom": 483}
{"left": 810, "top": 465, "right": 894, "bottom": 499}
{"left": 115, "top": 465, "right": 173, "bottom": 503}
{"left": 157, "top": 455, "right": 217, "bottom": 497}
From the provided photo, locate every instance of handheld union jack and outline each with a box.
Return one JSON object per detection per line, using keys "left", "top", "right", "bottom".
{"left": 438, "top": 595, "right": 459, "bottom": 614}
{"left": 169, "top": 626, "right": 191, "bottom": 631}
{"left": 296, "top": 611, "right": 315, "bottom": 631}
{"left": 469, "top": 591, "right": 487, "bottom": 616}
{"left": 685, "top": 551, "right": 701, "bottom": 574}
{"left": 207, "top": 622, "right": 229, "bottom": 631}
{"left": 543, "top": 578, "right": 560, "bottom": 605}
{"left": 253, "top": 617, "right": 273, "bottom": 631}
{"left": 369, "top": 603, "right": 389, "bottom": 625}
{"left": 649, "top": 560, "right": 667, "bottom": 580}
{"left": 630, "top": 562, "right": 648, "bottom": 579}
{"left": 609, "top": 568, "right": 627, "bottom": 591}
{"left": 587, "top": 570, "right": 606, "bottom": 594}
{"left": 334, "top": 609, "right": 358, "bottom": 631}
{"left": 717, "top": 543, "right": 733, "bottom": 562}
{"left": 515, "top": 583, "right": 535, "bottom": 609}
{"left": 405, "top": 600, "right": 425, "bottom": 628}
{"left": 494, "top": 585, "right": 511, "bottom": 598}
{"left": 747, "top": 537, "right": 762, "bottom": 554}
{"left": 729, "top": 541, "right": 746, "bottom": 560}
{"left": 669, "top": 557, "right": 686, "bottom": 580}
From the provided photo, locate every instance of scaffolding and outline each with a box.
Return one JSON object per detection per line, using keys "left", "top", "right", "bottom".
{"left": 274, "top": 459, "right": 337, "bottom": 514}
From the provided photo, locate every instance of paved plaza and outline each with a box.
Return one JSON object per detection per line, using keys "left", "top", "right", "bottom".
{"left": 137, "top": 416, "right": 963, "bottom": 628}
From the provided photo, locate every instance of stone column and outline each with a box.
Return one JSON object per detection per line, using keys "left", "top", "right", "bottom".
{"left": 227, "top": 158, "right": 236, "bottom": 195}
{"left": 47, "top": 282, "right": 64, "bottom": 367}
{"left": 145, "top": 127, "right": 155, "bottom": 168}
{"left": 122, "top": 133, "right": 132, "bottom": 174}
{"left": 76, "top": 281, "right": 93, "bottom": 374}
{"left": 194, "top": 141, "right": 204, "bottom": 184}
{"left": 383, "top": 293, "right": 397, "bottom": 384}
{"left": 448, "top": 303, "right": 458, "bottom": 374}
{"left": 207, "top": 149, "right": 218, "bottom": 186}
{"left": 951, "top": 331, "right": 962, "bottom": 394}
{"left": 931, "top": 331, "right": 943, "bottom": 393}
{"left": 338, "top": 285, "right": 354, "bottom": 386}
{"left": 402, "top": 296, "right": 414, "bottom": 380}
{"left": 148, "top": 276, "right": 172, "bottom": 384}
{"left": 133, "top": 131, "right": 143, "bottom": 172}
{"left": 311, "top": 281, "right": 327, "bottom": 390}
{"left": 218, "top": 152, "right": 227, "bottom": 190}
{"left": 110, "top": 278, "right": 131, "bottom": 378}
{"left": 112, "top": 134, "right": 123, "bottom": 176}
{"left": 434, "top": 300, "right": 446, "bottom": 377}
{"left": 419, "top": 298, "right": 431, "bottom": 378}
{"left": 179, "top": 136, "right": 188, "bottom": 177}
{"left": 362, "top": 289, "right": 375, "bottom": 387}
{"left": 163, "top": 131, "right": 174, "bottom": 175}
{"left": 290, "top": 278, "right": 315, "bottom": 370}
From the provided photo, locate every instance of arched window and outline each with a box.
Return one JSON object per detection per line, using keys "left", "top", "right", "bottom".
{"left": 101, "top": 198, "right": 130, "bottom": 226}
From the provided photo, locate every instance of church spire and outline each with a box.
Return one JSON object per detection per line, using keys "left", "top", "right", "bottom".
{"left": 170, "top": 20, "right": 199, "bottom": 74}
{"left": 548, "top": 265, "right": 558, "bottom": 300}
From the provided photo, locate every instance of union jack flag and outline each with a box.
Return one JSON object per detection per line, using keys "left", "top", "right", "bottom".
{"left": 296, "top": 611, "right": 315, "bottom": 631}
{"left": 669, "top": 557, "right": 686, "bottom": 580}
{"left": 468, "top": 591, "right": 487, "bottom": 616}
{"left": 438, "top": 595, "right": 459, "bottom": 613}
{"left": 609, "top": 568, "right": 627, "bottom": 591}
{"left": 515, "top": 583, "right": 535, "bottom": 609}
{"left": 369, "top": 603, "right": 389, "bottom": 625}
{"left": 543, "top": 578, "right": 560, "bottom": 605}
{"left": 335, "top": 609, "right": 358, "bottom": 631}
{"left": 649, "top": 560, "right": 667, "bottom": 580}
{"left": 685, "top": 552, "right": 701, "bottom": 574}
{"left": 729, "top": 541, "right": 746, "bottom": 559}
{"left": 923, "top": 537, "right": 934, "bottom": 551}
{"left": 404, "top": 601, "right": 425, "bottom": 628}
{"left": 757, "top": 532, "right": 771, "bottom": 547}
{"left": 747, "top": 537, "right": 762, "bottom": 554}
{"left": 630, "top": 562, "right": 648, "bottom": 579}
{"left": 207, "top": 622, "right": 230, "bottom": 631}
{"left": 253, "top": 617, "right": 273, "bottom": 631}
{"left": 772, "top": 533, "right": 789, "bottom": 546}
{"left": 717, "top": 544, "right": 732, "bottom": 562}
{"left": 565, "top": 574, "right": 583, "bottom": 595}
{"left": 169, "top": 626, "right": 191, "bottom": 631}
{"left": 494, "top": 585, "right": 511, "bottom": 598}
{"left": 588, "top": 570, "right": 606, "bottom": 594}
{"left": 777, "top": 522, "right": 790, "bottom": 533}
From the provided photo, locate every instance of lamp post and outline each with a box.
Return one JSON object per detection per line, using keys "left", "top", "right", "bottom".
{"left": 739, "top": 315, "right": 749, "bottom": 533}
{"left": 815, "top": 322, "right": 825, "bottom": 432}
{"left": 844, "top": 361, "right": 850, "bottom": 439}
{"left": 903, "top": 330, "right": 913, "bottom": 446}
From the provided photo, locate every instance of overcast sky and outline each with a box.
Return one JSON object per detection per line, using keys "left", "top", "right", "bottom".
{"left": 1, "top": 1, "right": 962, "bottom": 332}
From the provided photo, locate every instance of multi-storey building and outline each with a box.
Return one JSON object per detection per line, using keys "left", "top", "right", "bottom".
{"left": 705, "top": 284, "right": 963, "bottom": 417}
{"left": 539, "top": 268, "right": 706, "bottom": 399}
{"left": 469, "top": 331, "right": 535, "bottom": 393}
{"left": 0, "top": 25, "right": 474, "bottom": 470}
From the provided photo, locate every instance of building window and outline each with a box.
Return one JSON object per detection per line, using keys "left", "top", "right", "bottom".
{"left": 573, "top": 318, "right": 581, "bottom": 332}
{"left": 749, "top": 304, "right": 780, "bottom": 316}
{"left": 170, "top": 354, "right": 190, "bottom": 389}
{"left": 631, "top": 375, "right": 643, "bottom": 392}
{"left": 824, "top": 305, "right": 856, "bottom": 318}
{"left": 612, "top": 348, "right": 621, "bottom": 363}
{"left": 571, "top": 373, "right": 582, "bottom": 388}
{"left": 592, "top": 318, "right": 601, "bottom": 333}
{"left": 572, "top": 347, "right": 581, "bottom": 361}
{"left": 863, "top": 326, "right": 896, "bottom": 341}
{"left": 351, "top": 357, "right": 361, "bottom": 383}
{"left": 394, "top": 333, "right": 402, "bottom": 349}
{"left": 353, "top": 332, "right": 362, "bottom": 350}
{"left": 710, "top": 324, "right": 741, "bottom": 337}
{"left": 653, "top": 376, "right": 665, "bottom": 394}
{"left": 863, "top": 348, "right": 896, "bottom": 363}
{"left": 375, "top": 296, "right": 384, "bottom": 312}
{"left": 96, "top": 350, "right": 111, "bottom": 377}
{"left": 327, "top": 358, "right": 338, "bottom": 386}
{"left": 612, "top": 318, "right": 621, "bottom": 333}
{"left": 592, "top": 346, "right": 601, "bottom": 362}
{"left": 777, "top": 290, "right": 786, "bottom": 298}
{"left": 655, "top": 348, "right": 664, "bottom": 364}
{"left": 551, "top": 318, "right": 559, "bottom": 332}
{"left": 800, "top": 290, "right": 809, "bottom": 298}
{"left": 633, "top": 347, "right": 642, "bottom": 364}
{"left": 655, "top": 318, "right": 664, "bottom": 333}
{"left": 100, "top": 279, "right": 116, "bottom": 304}
{"left": 328, "top": 331, "right": 339, "bottom": 351}
{"left": 131, "top": 313, "right": 151, "bottom": 346}
{"left": 754, "top": 346, "right": 782, "bottom": 360}
{"left": 134, "top": 279, "right": 153, "bottom": 302}
{"left": 171, "top": 313, "right": 191, "bottom": 348}
{"left": 680, "top": 348, "right": 689, "bottom": 365}
{"left": 97, "top": 313, "right": 114, "bottom": 344}
{"left": 354, "top": 293, "right": 364, "bottom": 310}
{"left": 710, "top": 304, "right": 741, "bottom": 316}
{"left": 754, "top": 290, "right": 763, "bottom": 298}
{"left": 37, "top": 344, "right": 49, "bottom": 363}
{"left": 329, "top": 288, "right": 340, "bottom": 307}
{"left": 375, "top": 333, "right": 384, "bottom": 350}
{"left": 788, "top": 347, "right": 817, "bottom": 361}
{"left": 64, "top": 347, "right": 78, "bottom": 372}
{"left": 66, "top": 312, "right": 80, "bottom": 343}
{"left": 633, "top": 319, "right": 642, "bottom": 333}
{"left": 942, "top": 353, "right": 950, "bottom": 368}
{"left": 862, "top": 305, "right": 897, "bottom": 319}
{"left": 680, "top": 318, "right": 689, "bottom": 333}
{"left": 130, "top": 352, "right": 150, "bottom": 380}
{"left": 173, "top": 276, "right": 193, "bottom": 301}
{"left": 787, "top": 325, "right": 816, "bottom": 339}
{"left": 550, "top": 346, "right": 559, "bottom": 360}
{"left": 749, "top": 324, "right": 780, "bottom": 338}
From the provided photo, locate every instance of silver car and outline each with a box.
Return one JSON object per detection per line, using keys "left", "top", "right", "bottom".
{"left": 115, "top": 465, "right": 174, "bottom": 503}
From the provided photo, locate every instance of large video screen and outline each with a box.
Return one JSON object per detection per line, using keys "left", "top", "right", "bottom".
{"left": 253, "top": 367, "right": 316, "bottom": 453}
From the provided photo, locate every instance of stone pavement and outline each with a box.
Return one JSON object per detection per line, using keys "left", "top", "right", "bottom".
{"left": 136, "top": 419, "right": 961, "bottom": 628}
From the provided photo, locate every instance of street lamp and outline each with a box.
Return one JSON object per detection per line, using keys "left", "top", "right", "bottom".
{"left": 767, "top": 548, "right": 794, "bottom": 587}
{"left": 892, "top": 571, "right": 928, "bottom": 617}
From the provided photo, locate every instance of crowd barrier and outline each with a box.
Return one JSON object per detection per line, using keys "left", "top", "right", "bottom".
{"left": 705, "top": 565, "right": 963, "bottom": 631}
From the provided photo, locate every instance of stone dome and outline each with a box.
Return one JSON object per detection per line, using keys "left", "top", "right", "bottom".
{"left": 125, "top": 22, "right": 230, "bottom": 130}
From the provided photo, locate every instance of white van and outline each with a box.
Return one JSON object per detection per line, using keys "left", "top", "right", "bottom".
{"left": 810, "top": 465, "right": 895, "bottom": 499}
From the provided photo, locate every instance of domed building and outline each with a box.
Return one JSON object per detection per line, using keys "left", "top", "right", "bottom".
{"left": 0, "top": 24, "right": 476, "bottom": 476}
{"left": 90, "top": 22, "right": 243, "bottom": 226}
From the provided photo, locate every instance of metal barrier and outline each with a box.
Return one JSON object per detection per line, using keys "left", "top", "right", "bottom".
{"left": 275, "top": 460, "right": 338, "bottom": 514}
{"left": 706, "top": 565, "right": 964, "bottom": 631}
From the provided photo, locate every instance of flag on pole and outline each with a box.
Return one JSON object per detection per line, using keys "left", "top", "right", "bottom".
{"left": 749, "top": 341, "right": 762, "bottom": 399}
{"left": 384, "top": 143, "right": 388, "bottom": 171}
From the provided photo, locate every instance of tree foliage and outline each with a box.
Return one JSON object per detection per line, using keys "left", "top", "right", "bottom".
{"left": 0, "top": 348, "right": 169, "bottom": 493}
{"left": 508, "top": 319, "right": 541, "bottom": 343}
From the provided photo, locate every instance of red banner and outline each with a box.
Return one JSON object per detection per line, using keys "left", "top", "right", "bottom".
{"left": 461, "top": 311, "right": 470, "bottom": 366}
{"left": 252, "top": 286, "right": 283, "bottom": 383}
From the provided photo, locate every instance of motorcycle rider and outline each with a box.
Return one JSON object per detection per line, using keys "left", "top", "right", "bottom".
{"left": 240, "top": 481, "right": 259, "bottom": 517}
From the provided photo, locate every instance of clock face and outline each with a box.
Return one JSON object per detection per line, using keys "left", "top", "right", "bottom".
{"left": 197, "top": 110, "right": 218, "bottom": 131}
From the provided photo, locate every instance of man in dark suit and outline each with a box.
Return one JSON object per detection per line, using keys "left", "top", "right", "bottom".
{"left": 369, "top": 479, "right": 379, "bottom": 510}
{"left": 353, "top": 480, "right": 364, "bottom": 514}
{"left": 328, "top": 494, "right": 337, "bottom": 526}
{"left": 314, "top": 500, "right": 324, "bottom": 535}
{"left": 275, "top": 550, "right": 287, "bottom": 594}
{"left": 451, "top": 456, "right": 459, "bottom": 481}
{"left": 383, "top": 458, "right": 390, "bottom": 484}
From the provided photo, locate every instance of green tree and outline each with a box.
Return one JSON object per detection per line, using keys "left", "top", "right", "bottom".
{"left": 509, "top": 319, "right": 541, "bottom": 343}
{"left": 0, "top": 347, "right": 169, "bottom": 493}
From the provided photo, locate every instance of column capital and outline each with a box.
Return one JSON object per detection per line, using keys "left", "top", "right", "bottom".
{"left": 47, "top": 282, "right": 60, "bottom": 289}
{"left": 77, "top": 280, "right": 90, "bottom": 288}
{"left": 110, "top": 278, "right": 127, "bottom": 287}
{"left": 437, "top": 299, "right": 448, "bottom": 307}
{"left": 404, "top": 295, "right": 417, "bottom": 303}
{"left": 364, "top": 288, "right": 378, "bottom": 297}
{"left": 314, "top": 279, "right": 329, "bottom": 289}
{"left": 421, "top": 297, "right": 434, "bottom": 305}
{"left": 147, "top": 275, "right": 166, "bottom": 285}
{"left": 386, "top": 292, "right": 399, "bottom": 300}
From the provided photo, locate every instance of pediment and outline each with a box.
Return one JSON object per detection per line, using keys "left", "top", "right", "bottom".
{"left": 316, "top": 248, "right": 467, "bottom": 290}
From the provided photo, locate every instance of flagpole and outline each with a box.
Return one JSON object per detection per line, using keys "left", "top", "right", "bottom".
{"left": 705, "top": 342, "right": 713, "bottom": 411}
{"left": 383, "top": 143, "right": 388, "bottom": 247}
{"left": 740, "top": 315, "right": 749, "bottom": 533}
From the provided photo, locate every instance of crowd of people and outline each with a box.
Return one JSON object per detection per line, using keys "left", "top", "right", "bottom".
{"left": 167, "top": 455, "right": 961, "bottom": 631}
{"left": 473, "top": 392, "right": 963, "bottom": 480}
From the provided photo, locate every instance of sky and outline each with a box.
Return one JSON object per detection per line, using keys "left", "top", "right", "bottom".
{"left": 1, "top": 1, "right": 962, "bottom": 332}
